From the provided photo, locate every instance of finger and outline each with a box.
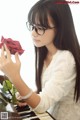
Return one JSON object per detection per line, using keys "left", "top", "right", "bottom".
{"left": 4, "top": 44, "right": 11, "bottom": 59}
{"left": 15, "top": 52, "right": 21, "bottom": 64}
{"left": 15, "top": 92, "right": 20, "bottom": 98}
{"left": 1, "top": 46, "right": 5, "bottom": 58}
{"left": 17, "top": 102, "right": 27, "bottom": 107}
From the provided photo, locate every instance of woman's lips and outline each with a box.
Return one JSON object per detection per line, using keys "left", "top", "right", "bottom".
{"left": 33, "top": 39, "right": 40, "bottom": 42}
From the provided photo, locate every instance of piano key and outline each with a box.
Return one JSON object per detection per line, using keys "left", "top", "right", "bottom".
{"left": 15, "top": 105, "right": 30, "bottom": 112}
{"left": 15, "top": 105, "right": 30, "bottom": 110}
{"left": 23, "top": 117, "right": 40, "bottom": 120}
{"left": 18, "top": 110, "right": 31, "bottom": 114}
{"left": 34, "top": 112, "right": 55, "bottom": 120}
{"left": 30, "top": 118, "right": 40, "bottom": 120}
{"left": 20, "top": 111, "right": 36, "bottom": 117}
{"left": 22, "top": 116, "right": 40, "bottom": 120}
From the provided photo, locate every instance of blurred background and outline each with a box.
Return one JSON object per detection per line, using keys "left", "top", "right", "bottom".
{"left": 0, "top": 0, "right": 80, "bottom": 90}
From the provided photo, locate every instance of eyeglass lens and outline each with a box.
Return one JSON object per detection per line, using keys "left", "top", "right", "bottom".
{"left": 27, "top": 22, "right": 45, "bottom": 35}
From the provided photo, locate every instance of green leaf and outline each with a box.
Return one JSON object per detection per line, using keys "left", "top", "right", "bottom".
{"left": 12, "top": 86, "right": 17, "bottom": 94}
{"left": 2, "top": 79, "right": 18, "bottom": 104}
{"left": 3, "top": 80, "right": 12, "bottom": 91}
{"left": 11, "top": 94, "right": 17, "bottom": 104}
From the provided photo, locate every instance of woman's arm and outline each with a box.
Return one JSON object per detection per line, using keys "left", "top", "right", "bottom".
{"left": 0, "top": 44, "right": 40, "bottom": 108}
{"left": 12, "top": 75, "right": 41, "bottom": 108}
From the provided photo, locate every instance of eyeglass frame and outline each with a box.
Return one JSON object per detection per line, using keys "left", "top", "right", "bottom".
{"left": 26, "top": 21, "right": 56, "bottom": 36}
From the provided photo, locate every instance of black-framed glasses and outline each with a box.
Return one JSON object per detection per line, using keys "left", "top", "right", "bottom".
{"left": 26, "top": 22, "right": 55, "bottom": 35}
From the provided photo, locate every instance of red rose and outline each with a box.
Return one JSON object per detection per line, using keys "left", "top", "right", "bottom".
{"left": 0, "top": 36, "right": 24, "bottom": 55}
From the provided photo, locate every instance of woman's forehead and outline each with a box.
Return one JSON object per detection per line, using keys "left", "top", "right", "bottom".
{"left": 33, "top": 16, "right": 40, "bottom": 25}
{"left": 32, "top": 13, "right": 42, "bottom": 25}
{"left": 47, "top": 15, "right": 55, "bottom": 26}
{"left": 33, "top": 14, "right": 54, "bottom": 26}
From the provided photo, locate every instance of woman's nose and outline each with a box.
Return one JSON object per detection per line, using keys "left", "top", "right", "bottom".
{"left": 31, "top": 29, "right": 38, "bottom": 37}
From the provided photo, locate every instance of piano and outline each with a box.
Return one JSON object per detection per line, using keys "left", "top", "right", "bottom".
{"left": 0, "top": 94, "right": 56, "bottom": 120}
{"left": 0, "top": 83, "right": 56, "bottom": 120}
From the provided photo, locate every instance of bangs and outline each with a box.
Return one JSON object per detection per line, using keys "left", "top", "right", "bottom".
{"left": 28, "top": 3, "right": 50, "bottom": 28}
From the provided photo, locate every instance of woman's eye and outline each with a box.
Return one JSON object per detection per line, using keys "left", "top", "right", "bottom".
{"left": 38, "top": 27, "right": 44, "bottom": 30}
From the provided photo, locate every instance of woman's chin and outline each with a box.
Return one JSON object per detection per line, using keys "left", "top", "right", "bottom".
{"left": 34, "top": 44, "right": 43, "bottom": 47}
{"left": 33, "top": 42, "right": 44, "bottom": 47}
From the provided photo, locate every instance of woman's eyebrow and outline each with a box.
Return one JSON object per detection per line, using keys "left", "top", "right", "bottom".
{"left": 34, "top": 24, "right": 46, "bottom": 28}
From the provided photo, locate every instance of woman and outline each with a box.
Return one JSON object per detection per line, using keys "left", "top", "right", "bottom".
{"left": 0, "top": 0, "right": 80, "bottom": 119}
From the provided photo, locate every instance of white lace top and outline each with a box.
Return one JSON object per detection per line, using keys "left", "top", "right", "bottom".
{"left": 34, "top": 50, "right": 80, "bottom": 120}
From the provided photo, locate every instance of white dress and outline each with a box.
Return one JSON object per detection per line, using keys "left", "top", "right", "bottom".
{"left": 33, "top": 50, "right": 80, "bottom": 120}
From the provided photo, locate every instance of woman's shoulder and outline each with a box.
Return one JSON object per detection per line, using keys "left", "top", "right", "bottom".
{"left": 57, "top": 49, "right": 75, "bottom": 59}
{"left": 58, "top": 49, "right": 73, "bottom": 57}
{"left": 54, "top": 50, "right": 76, "bottom": 65}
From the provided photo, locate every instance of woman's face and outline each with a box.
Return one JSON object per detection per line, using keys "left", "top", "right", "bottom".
{"left": 31, "top": 16, "right": 57, "bottom": 48}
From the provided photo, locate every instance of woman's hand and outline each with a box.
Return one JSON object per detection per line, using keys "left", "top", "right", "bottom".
{"left": 0, "top": 44, "right": 21, "bottom": 81}
{"left": 16, "top": 92, "right": 27, "bottom": 107}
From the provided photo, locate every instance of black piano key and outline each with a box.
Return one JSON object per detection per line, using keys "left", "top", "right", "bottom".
{"left": 15, "top": 105, "right": 30, "bottom": 112}
{"left": 20, "top": 111, "right": 36, "bottom": 117}
{"left": 15, "top": 105, "right": 30, "bottom": 109}
{"left": 30, "top": 118, "right": 40, "bottom": 120}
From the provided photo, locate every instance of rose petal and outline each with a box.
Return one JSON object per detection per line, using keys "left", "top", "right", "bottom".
{"left": 0, "top": 36, "right": 24, "bottom": 55}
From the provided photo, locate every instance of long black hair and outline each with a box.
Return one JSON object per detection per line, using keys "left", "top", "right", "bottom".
{"left": 28, "top": 0, "right": 80, "bottom": 102}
